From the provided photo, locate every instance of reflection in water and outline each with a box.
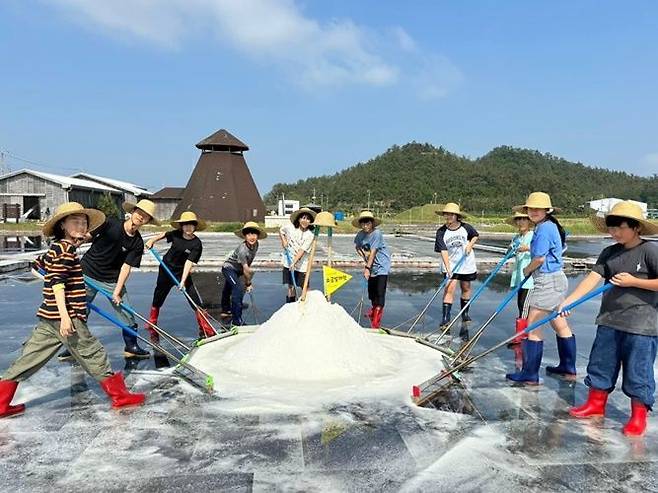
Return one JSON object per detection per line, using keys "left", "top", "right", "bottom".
{"left": 0, "top": 234, "right": 44, "bottom": 253}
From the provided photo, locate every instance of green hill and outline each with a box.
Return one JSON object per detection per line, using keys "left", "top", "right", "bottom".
{"left": 264, "top": 143, "right": 658, "bottom": 214}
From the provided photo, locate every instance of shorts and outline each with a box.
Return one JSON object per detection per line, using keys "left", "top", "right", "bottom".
{"left": 282, "top": 267, "right": 305, "bottom": 287}
{"left": 527, "top": 270, "right": 568, "bottom": 311}
{"left": 452, "top": 272, "right": 477, "bottom": 282}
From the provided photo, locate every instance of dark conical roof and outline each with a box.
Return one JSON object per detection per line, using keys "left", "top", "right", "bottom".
{"left": 196, "top": 129, "right": 249, "bottom": 151}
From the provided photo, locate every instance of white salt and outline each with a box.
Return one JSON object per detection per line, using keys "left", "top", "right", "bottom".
{"left": 221, "top": 290, "right": 398, "bottom": 382}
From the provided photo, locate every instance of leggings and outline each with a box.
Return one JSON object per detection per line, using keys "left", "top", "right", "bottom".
{"left": 151, "top": 266, "right": 202, "bottom": 309}
{"left": 368, "top": 275, "right": 388, "bottom": 307}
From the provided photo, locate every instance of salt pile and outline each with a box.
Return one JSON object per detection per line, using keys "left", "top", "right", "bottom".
{"left": 221, "top": 290, "right": 399, "bottom": 382}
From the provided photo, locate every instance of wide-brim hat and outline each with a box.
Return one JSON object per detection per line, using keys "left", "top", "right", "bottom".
{"left": 435, "top": 202, "right": 467, "bottom": 218}
{"left": 122, "top": 199, "right": 160, "bottom": 226}
{"left": 513, "top": 192, "right": 561, "bottom": 214}
{"left": 352, "top": 210, "right": 382, "bottom": 228}
{"left": 506, "top": 211, "right": 532, "bottom": 226}
{"left": 171, "top": 211, "right": 206, "bottom": 231}
{"left": 590, "top": 201, "right": 658, "bottom": 236}
{"left": 289, "top": 207, "right": 317, "bottom": 225}
{"left": 235, "top": 221, "right": 268, "bottom": 239}
{"left": 42, "top": 202, "right": 106, "bottom": 237}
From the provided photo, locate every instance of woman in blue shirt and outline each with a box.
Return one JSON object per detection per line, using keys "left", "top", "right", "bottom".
{"left": 506, "top": 192, "right": 575, "bottom": 385}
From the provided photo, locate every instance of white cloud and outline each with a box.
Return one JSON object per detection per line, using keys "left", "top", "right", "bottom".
{"left": 45, "top": 0, "right": 460, "bottom": 96}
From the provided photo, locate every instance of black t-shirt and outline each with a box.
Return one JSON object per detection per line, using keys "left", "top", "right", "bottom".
{"left": 163, "top": 230, "right": 203, "bottom": 274}
{"left": 592, "top": 240, "right": 658, "bottom": 336}
{"left": 81, "top": 217, "right": 144, "bottom": 282}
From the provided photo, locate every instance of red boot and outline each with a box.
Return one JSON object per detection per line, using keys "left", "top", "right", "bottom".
{"left": 0, "top": 380, "right": 25, "bottom": 418}
{"left": 145, "top": 306, "right": 160, "bottom": 343}
{"left": 99, "top": 373, "right": 146, "bottom": 409}
{"left": 623, "top": 400, "right": 649, "bottom": 436}
{"left": 195, "top": 310, "right": 216, "bottom": 338}
{"left": 371, "top": 306, "right": 384, "bottom": 329}
{"left": 365, "top": 306, "right": 374, "bottom": 321}
{"left": 510, "top": 318, "right": 528, "bottom": 345}
{"left": 569, "top": 388, "right": 609, "bottom": 418}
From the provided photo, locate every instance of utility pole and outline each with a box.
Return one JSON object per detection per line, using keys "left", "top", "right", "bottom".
{"left": 0, "top": 151, "right": 8, "bottom": 175}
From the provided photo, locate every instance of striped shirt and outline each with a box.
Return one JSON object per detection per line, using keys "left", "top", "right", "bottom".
{"left": 35, "top": 240, "right": 87, "bottom": 321}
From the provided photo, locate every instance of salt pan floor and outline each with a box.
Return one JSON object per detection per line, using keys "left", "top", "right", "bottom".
{"left": 1, "top": 271, "right": 657, "bottom": 492}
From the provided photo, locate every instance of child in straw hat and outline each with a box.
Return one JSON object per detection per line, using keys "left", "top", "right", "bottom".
{"left": 58, "top": 198, "right": 160, "bottom": 362}
{"left": 279, "top": 207, "right": 316, "bottom": 303}
{"left": 221, "top": 222, "right": 267, "bottom": 326}
{"left": 507, "top": 211, "right": 534, "bottom": 345}
{"left": 353, "top": 211, "right": 391, "bottom": 328}
{"left": 0, "top": 202, "right": 145, "bottom": 418}
{"left": 434, "top": 203, "right": 479, "bottom": 328}
{"left": 506, "top": 192, "right": 574, "bottom": 385}
{"left": 144, "top": 211, "right": 214, "bottom": 340}
{"left": 559, "top": 201, "right": 658, "bottom": 436}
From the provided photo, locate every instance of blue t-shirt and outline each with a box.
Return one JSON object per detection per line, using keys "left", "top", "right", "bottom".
{"left": 530, "top": 220, "right": 564, "bottom": 273}
{"left": 354, "top": 229, "right": 391, "bottom": 276}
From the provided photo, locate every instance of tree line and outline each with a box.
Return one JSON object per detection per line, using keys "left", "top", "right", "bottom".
{"left": 264, "top": 143, "right": 658, "bottom": 215}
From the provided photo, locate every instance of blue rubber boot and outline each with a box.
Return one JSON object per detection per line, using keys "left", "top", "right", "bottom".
{"left": 546, "top": 335, "right": 577, "bottom": 380}
{"left": 506, "top": 339, "right": 543, "bottom": 385}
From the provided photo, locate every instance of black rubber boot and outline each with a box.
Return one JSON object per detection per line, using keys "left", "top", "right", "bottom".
{"left": 57, "top": 348, "right": 74, "bottom": 362}
{"left": 460, "top": 298, "right": 472, "bottom": 322}
{"left": 441, "top": 303, "right": 452, "bottom": 327}
{"left": 122, "top": 327, "right": 150, "bottom": 359}
{"left": 285, "top": 295, "right": 296, "bottom": 303}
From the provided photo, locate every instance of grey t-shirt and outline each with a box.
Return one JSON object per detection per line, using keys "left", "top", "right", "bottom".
{"left": 592, "top": 241, "right": 658, "bottom": 336}
{"left": 223, "top": 241, "right": 258, "bottom": 274}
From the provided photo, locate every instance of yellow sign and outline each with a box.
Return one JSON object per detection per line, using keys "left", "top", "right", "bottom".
{"left": 323, "top": 266, "right": 352, "bottom": 296}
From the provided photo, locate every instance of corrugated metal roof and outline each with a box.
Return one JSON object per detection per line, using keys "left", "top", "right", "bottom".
{"left": 0, "top": 169, "right": 120, "bottom": 192}
{"left": 71, "top": 172, "right": 152, "bottom": 196}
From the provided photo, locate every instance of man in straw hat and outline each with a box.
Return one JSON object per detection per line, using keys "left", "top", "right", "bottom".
{"left": 58, "top": 199, "right": 160, "bottom": 361}
{"left": 221, "top": 221, "right": 267, "bottom": 327}
{"left": 557, "top": 201, "right": 658, "bottom": 436}
{"left": 434, "top": 202, "right": 479, "bottom": 329}
{"left": 144, "top": 211, "right": 214, "bottom": 340}
{"left": 279, "top": 207, "right": 317, "bottom": 303}
{"left": 353, "top": 210, "right": 391, "bottom": 328}
{"left": 0, "top": 202, "right": 145, "bottom": 419}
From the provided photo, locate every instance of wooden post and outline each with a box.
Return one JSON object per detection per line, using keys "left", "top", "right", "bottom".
{"left": 299, "top": 228, "right": 320, "bottom": 302}
{"left": 326, "top": 226, "right": 333, "bottom": 301}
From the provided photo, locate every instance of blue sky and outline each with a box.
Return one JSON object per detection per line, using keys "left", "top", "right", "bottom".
{"left": 1, "top": 0, "right": 657, "bottom": 196}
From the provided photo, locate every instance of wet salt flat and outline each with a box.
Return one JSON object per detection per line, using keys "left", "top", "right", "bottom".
{"left": 1, "top": 268, "right": 657, "bottom": 492}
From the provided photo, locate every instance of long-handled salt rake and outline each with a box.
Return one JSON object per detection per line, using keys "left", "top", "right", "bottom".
{"left": 149, "top": 249, "right": 226, "bottom": 334}
{"left": 412, "top": 283, "right": 613, "bottom": 406}
{"left": 88, "top": 302, "right": 215, "bottom": 394}
{"left": 424, "top": 238, "right": 520, "bottom": 344}
{"left": 84, "top": 276, "right": 189, "bottom": 355}
{"left": 405, "top": 253, "right": 468, "bottom": 334}
{"left": 446, "top": 273, "right": 532, "bottom": 367}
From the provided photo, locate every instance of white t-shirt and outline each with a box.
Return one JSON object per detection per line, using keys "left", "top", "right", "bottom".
{"left": 434, "top": 222, "right": 479, "bottom": 275}
{"left": 280, "top": 223, "right": 314, "bottom": 272}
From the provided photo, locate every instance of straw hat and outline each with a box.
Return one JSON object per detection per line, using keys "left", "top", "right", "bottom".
{"left": 506, "top": 211, "right": 531, "bottom": 227}
{"left": 590, "top": 201, "right": 658, "bottom": 236}
{"left": 513, "top": 192, "right": 561, "bottom": 213}
{"left": 170, "top": 211, "right": 206, "bottom": 231}
{"left": 289, "top": 207, "right": 317, "bottom": 225}
{"left": 314, "top": 211, "right": 337, "bottom": 228}
{"left": 122, "top": 199, "right": 161, "bottom": 225}
{"left": 351, "top": 210, "right": 382, "bottom": 228}
{"left": 435, "top": 202, "right": 467, "bottom": 218}
{"left": 42, "top": 202, "right": 106, "bottom": 237}
{"left": 235, "top": 221, "right": 268, "bottom": 239}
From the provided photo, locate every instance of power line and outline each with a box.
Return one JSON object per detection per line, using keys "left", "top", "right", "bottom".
{"left": 0, "top": 148, "right": 82, "bottom": 173}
